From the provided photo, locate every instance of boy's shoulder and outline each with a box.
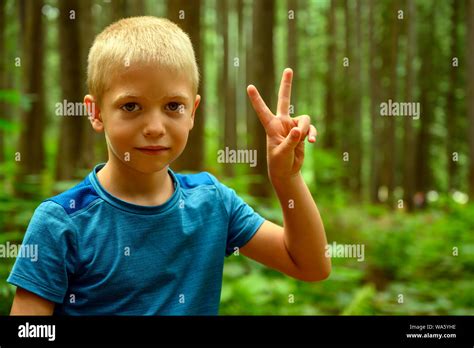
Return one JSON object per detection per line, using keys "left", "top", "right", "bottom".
{"left": 43, "top": 174, "right": 99, "bottom": 216}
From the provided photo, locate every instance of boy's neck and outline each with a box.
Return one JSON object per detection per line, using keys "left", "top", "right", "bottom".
{"left": 97, "top": 158, "right": 174, "bottom": 207}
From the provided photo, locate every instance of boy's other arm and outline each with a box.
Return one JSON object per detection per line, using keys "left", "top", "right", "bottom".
{"left": 10, "top": 287, "right": 55, "bottom": 315}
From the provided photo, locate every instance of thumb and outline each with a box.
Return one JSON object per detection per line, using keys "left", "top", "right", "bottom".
{"left": 281, "top": 127, "right": 301, "bottom": 151}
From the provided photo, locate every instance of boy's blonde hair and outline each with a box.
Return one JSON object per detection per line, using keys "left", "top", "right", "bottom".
{"left": 87, "top": 16, "right": 199, "bottom": 103}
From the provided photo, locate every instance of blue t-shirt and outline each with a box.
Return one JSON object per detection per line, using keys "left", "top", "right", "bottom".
{"left": 7, "top": 163, "right": 265, "bottom": 315}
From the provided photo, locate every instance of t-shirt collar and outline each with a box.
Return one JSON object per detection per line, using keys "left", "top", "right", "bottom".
{"left": 88, "top": 162, "right": 181, "bottom": 215}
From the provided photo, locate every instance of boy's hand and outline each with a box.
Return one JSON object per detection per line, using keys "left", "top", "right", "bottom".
{"left": 247, "top": 68, "right": 317, "bottom": 181}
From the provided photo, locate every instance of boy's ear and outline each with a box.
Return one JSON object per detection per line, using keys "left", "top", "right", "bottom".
{"left": 84, "top": 95, "right": 103, "bottom": 132}
{"left": 189, "top": 94, "right": 201, "bottom": 130}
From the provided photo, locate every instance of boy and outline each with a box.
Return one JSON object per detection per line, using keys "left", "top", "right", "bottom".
{"left": 8, "top": 17, "right": 330, "bottom": 315}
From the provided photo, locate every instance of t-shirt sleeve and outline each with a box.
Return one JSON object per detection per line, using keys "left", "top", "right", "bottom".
{"left": 206, "top": 173, "right": 265, "bottom": 257}
{"left": 7, "top": 200, "right": 77, "bottom": 303}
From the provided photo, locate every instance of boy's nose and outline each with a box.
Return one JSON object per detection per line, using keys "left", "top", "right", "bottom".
{"left": 143, "top": 113, "right": 166, "bottom": 137}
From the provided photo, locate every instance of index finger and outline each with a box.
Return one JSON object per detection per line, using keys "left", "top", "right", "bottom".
{"left": 247, "top": 85, "right": 274, "bottom": 129}
{"left": 277, "top": 68, "right": 293, "bottom": 116}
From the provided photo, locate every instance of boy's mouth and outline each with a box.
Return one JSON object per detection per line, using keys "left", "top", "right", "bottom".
{"left": 135, "top": 146, "right": 170, "bottom": 155}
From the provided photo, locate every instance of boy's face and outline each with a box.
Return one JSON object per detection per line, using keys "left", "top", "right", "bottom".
{"left": 86, "top": 63, "right": 200, "bottom": 174}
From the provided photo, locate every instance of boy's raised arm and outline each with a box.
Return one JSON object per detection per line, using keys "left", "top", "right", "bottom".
{"left": 240, "top": 68, "right": 331, "bottom": 282}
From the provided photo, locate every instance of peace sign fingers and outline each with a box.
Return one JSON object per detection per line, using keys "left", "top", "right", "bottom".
{"left": 247, "top": 84, "right": 275, "bottom": 130}
{"left": 277, "top": 68, "right": 293, "bottom": 117}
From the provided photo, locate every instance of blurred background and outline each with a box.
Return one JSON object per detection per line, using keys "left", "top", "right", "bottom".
{"left": 1, "top": 0, "right": 474, "bottom": 315}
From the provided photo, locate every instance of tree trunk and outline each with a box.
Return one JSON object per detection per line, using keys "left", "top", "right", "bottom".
{"left": 369, "top": 0, "right": 382, "bottom": 203}
{"left": 16, "top": 0, "right": 45, "bottom": 194}
{"left": 111, "top": 0, "right": 127, "bottom": 22}
{"left": 0, "top": 0, "right": 6, "bottom": 172}
{"left": 323, "top": 0, "right": 336, "bottom": 150}
{"left": 379, "top": 0, "right": 400, "bottom": 207}
{"left": 402, "top": 0, "right": 417, "bottom": 211}
{"left": 79, "top": 0, "right": 96, "bottom": 170}
{"left": 227, "top": 0, "right": 238, "bottom": 176}
{"left": 237, "top": 0, "right": 247, "bottom": 152}
{"left": 287, "top": 0, "right": 298, "bottom": 110}
{"left": 415, "top": 5, "right": 436, "bottom": 202}
{"left": 353, "top": 0, "right": 362, "bottom": 199}
{"left": 249, "top": 0, "right": 275, "bottom": 198}
{"left": 446, "top": 0, "right": 460, "bottom": 191}
{"left": 341, "top": 0, "right": 351, "bottom": 190}
{"left": 246, "top": 0, "right": 254, "bottom": 152}
{"left": 221, "top": 0, "right": 237, "bottom": 177}
{"left": 127, "top": 0, "right": 146, "bottom": 16}
{"left": 217, "top": 0, "right": 226, "bottom": 159}
{"left": 56, "top": 0, "right": 90, "bottom": 180}
{"left": 167, "top": 0, "right": 204, "bottom": 172}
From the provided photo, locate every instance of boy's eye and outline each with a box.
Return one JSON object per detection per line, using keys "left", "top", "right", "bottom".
{"left": 165, "top": 102, "right": 183, "bottom": 113}
{"left": 121, "top": 102, "right": 140, "bottom": 112}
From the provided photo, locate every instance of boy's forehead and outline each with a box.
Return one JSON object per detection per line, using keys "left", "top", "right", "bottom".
{"left": 105, "top": 63, "right": 194, "bottom": 101}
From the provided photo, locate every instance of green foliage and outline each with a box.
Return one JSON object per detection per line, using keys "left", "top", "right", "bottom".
{"left": 218, "top": 197, "right": 474, "bottom": 315}
{"left": 0, "top": 118, "right": 20, "bottom": 133}
{"left": 0, "top": 89, "right": 21, "bottom": 106}
{"left": 0, "top": 89, "right": 33, "bottom": 113}
{"left": 313, "top": 149, "right": 345, "bottom": 188}
{"left": 342, "top": 284, "right": 376, "bottom": 315}
{"left": 0, "top": 263, "right": 15, "bottom": 315}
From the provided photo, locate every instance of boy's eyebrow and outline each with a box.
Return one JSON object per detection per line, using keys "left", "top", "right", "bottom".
{"left": 114, "top": 94, "right": 141, "bottom": 102}
{"left": 113, "top": 93, "right": 190, "bottom": 102}
{"left": 161, "top": 94, "right": 190, "bottom": 102}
